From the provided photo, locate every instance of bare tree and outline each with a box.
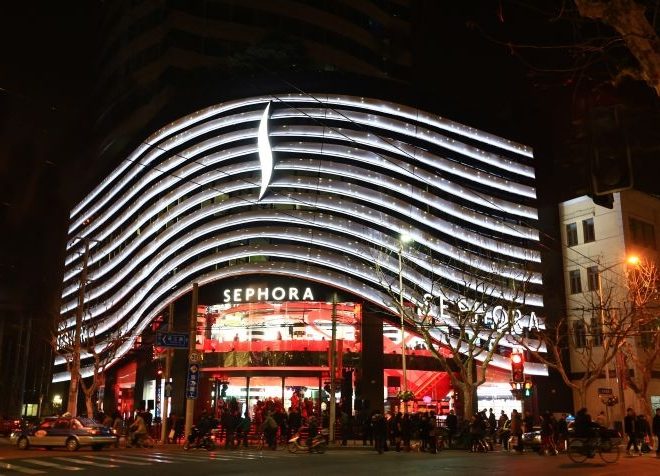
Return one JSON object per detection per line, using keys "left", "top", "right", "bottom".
{"left": 574, "top": 0, "right": 660, "bottom": 96}
{"left": 522, "top": 258, "right": 657, "bottom": 412}
{"left": 620, "top": 258, "right": 660, "bottom": 417}
{"left": 54, "top": 316, "right": 126, "bottom": 418}
{"left": 376, "top": 250, "right": 540, "bottom": 422}
{"left": 78, "top": 325, "right": 127, "bottom": 418}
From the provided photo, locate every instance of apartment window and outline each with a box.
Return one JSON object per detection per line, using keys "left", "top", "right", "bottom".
{"left": 573, "top": 321, "right": 587, "bottom": 348}
{"left": 639, "top": 322, "right": 654, "bottom": 349}
{"left": 587, "top": 266, "right": 600, "bottom": 292}
{"left": 566, "top": 223, "right": 578, "bottom": 247}
{"left": 629, "top": 217, "right": 656, "bottom": 249}
{"left": 590, "top": 317, "right": 603, "bottom": 347}
{"left": 569, "top": 269, "right": 582, "bottom": 294}
{"left": 582, "top": 218, "right": 595, "bottom": 243}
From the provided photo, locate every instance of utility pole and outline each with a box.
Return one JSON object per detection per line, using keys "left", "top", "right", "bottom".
{"left": 160, "top": 301, "right": 174, "bottom": 443}
{"left": 329, "top": 293, "right": 337, "bottom": 444}
{"left": 184, "top": 283, "right": 199, "bottom": 439}
{"left": 67, "top": 238, "right": 91, "bottom": 417}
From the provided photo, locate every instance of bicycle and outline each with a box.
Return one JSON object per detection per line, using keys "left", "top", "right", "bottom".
{"left": 567, "top": 436, "right": 620, "bottom": 464}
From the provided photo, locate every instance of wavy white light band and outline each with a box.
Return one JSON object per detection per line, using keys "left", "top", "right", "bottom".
{"left": 67, "top": 95, "right": 535, "bottom": 243}
{"left": 58, "top": 93, "right": 546, "bottom": 379}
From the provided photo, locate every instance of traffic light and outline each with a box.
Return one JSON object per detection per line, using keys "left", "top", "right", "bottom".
{"left": 156, "top": 363, "right": 163, "bottom": 379}
{"left": 524, "top": 380, "right": 533, "bottom": 398}
{"left": 511, "top": 352, "right": 524, "bottom": 383}
{"left": 221, "top": 383, "right": 228, "bottom": 398}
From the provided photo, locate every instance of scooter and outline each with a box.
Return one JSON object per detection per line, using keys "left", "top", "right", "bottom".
{"left": 183, "top": 426, "right": 216, "bottom": 451}
{"left": 288, "top": 428, "right": 328, "bottom": 453}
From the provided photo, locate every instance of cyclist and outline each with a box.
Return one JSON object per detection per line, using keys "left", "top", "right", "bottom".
{"left": 307, "top": 415, "right": 319, "bottom": 450}
{"left": 573, "top": 408, "right": 598, "bottom": 457}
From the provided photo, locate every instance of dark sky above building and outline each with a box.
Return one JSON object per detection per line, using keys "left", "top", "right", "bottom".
{"left": 0, "top": 1, "right": 658, "bottom": 313}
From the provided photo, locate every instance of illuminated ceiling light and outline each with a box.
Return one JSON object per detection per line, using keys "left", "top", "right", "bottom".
{"left": 258, "top": 102, "right": 273, "bottom": 200}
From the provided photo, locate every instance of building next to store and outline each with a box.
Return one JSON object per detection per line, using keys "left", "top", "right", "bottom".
{"left": 559, "top": 190, "right": 660, "bottom": 423}
{"left": 49, "top": 1, "right": 561, "bottom": 424}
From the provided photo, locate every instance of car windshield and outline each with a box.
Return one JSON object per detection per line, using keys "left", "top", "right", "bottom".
{"left": 77, "top": 417, "right": 101, "bottom": 427}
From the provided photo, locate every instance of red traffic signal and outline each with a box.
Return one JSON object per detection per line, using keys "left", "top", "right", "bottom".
{"left": 511, "top": 352, "right": 525, "bottom": 383}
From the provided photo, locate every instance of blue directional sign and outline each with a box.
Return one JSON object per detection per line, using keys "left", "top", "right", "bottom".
{"left": 186, "top": 363, "right": 200, "bottom": 399}
{"left": 156, "top": 332, "right": 189, "bottom": 348}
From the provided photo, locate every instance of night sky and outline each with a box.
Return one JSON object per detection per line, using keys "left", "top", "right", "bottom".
{"left": 1, "top": 1, "right": 658, "bottom": 320}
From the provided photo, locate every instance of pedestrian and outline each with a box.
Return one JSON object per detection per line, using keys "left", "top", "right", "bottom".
{"left": 238, "top": 411, "right": 251, "bottom": 448}
{"left": 523, "top": 410, "right": 535, "bottom": 433}
{"left": 340, "top": 409, "right": 350, "bottom": 446}
{"left": 595, "top": 411, "right": 607, "bottom": 428}
{"left": 261, "top": 411, "right": 278, "bottom": 450}
{"left": 400, "top": 413, "right": 412, "bottom": 451}
{"left": 112, "top": 412, "right": 123, "bottom": 448}
{"left": 635, "top": 413, "right": 651, "bottom": 453}
{"left": 488, "top": 409, "right": 496, "bottom": 437}
{"left": 556, "top": 413, "right": 569, "bottom": 452}
{"left": 426, "top": 411, "right": 437, "bottom": 453}
{"left": 445, "top": 409, "right": 458, "bottom": 448}
{"left": 497, "top": 410, "right": 509, "bottom": 447}
{"left": 128, "top": 411, "right": 148, "bottom": 447}
{"left": 539, "top": 411, "right": 557, "bottom": 455}
{"left": 624, "top": 408, "right": 640, "bottom": 455}
{"left": 652, "top": 407, "right": 660, "bottom": 457}
{"left": 510, "top": 409, "right": 523, "bottom": 453}
{"left": 360, "top": 410, "right": 373, "bottom": 446}
{"left": 372, "top": 411, "right": 387, "bottom": 454}
{"left": 167, "top": 412, "right": 179, "bottom": 443}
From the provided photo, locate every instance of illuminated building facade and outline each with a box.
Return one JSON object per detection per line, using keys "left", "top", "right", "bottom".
{"left": 55, "top": 93, "right": 547, "bottom": 417}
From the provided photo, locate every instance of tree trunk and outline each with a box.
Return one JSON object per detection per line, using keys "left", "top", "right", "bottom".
{"left": 67, "top": 366, "right": 79, "bottom": 416}
{"left": 459, "top": 385, "right": 478, "bottom": 422}
{"left": 85, "top": 394, "right": 95, "bottom": 419}
{"left": 576, "top": 386, "right": 587, "bottom": 410}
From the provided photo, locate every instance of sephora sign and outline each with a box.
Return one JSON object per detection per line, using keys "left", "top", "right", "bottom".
{"left": 222, "top": 286, "right": 315, "bottom": 303}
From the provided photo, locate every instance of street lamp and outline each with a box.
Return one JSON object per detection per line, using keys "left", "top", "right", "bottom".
{"left": 398, "top": 232, "right": 413, "bottom": 410}
{"left": 596, "top": 255, "right": 639, "bottom": 424}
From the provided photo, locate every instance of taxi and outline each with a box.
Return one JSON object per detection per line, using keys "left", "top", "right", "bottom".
{"left": 10, "top": 416, "right": 117, "bottom": 451}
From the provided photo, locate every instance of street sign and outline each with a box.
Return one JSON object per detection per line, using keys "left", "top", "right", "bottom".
{"left": 598, "top": 387, "right": 613, "bottom": 395}
{"left": 156, "top": 332, "right": 189, "bottom": 348}
{"left": 186, "top": 363, "right": 200, "bottom": 399}
{"left": 189, "top": 351, "right": 202, "bottom": 363}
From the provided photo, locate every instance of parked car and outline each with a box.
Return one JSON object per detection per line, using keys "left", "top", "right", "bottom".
{"left": 521, "top": 425, "right": 542, "bottom": 450}
{"left": 521, "top": 422, "right": 621, "bottom": 452}
{"left": 10, "top": 416, "right": 117, "bottom": 451}
{"left": 0, "top": 417, "right": 23, "bottom": 436}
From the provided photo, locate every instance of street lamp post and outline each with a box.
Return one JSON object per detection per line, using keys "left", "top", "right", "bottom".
{"left": 398, "top": 233, "right": 413, "bottom": 411}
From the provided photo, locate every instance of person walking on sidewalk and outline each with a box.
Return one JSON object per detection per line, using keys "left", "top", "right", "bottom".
{"left": 652, "top": 408, "right": 660, "bottom": 457}
{"left": 445, "top": 409, "right": 458, "bottom": 448}
{"left": 624, "top": 408, "right": 640, "bottom": 455}
{"left": 372, "top": 411, "right": 388, "bottom": 454}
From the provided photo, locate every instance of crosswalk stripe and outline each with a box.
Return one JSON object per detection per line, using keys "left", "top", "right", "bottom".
{"left": 113, "top": 454, "right": 178, "bottom": 463}
{"left": 150, "top": 453, "right": 224, "bottom": 462}
{"left": 0, "top": 462, "right": 45, "bottom": 474}
{"left": 20, "top": 459, "right": 83, "bottom": 471}
{"left": 54, "top": 457, "right": 118, "bottom": 468}
{"left": 80, "top": 455, "right": 152, "bottom": 466}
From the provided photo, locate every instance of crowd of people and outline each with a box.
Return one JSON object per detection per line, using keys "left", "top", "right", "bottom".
{"left": 92, "top": 401, "right": 660, "bottom": 458}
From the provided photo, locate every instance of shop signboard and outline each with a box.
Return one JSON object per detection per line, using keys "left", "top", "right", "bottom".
{"left": 186, "top": 363, "right": 200, "bottom": 399}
